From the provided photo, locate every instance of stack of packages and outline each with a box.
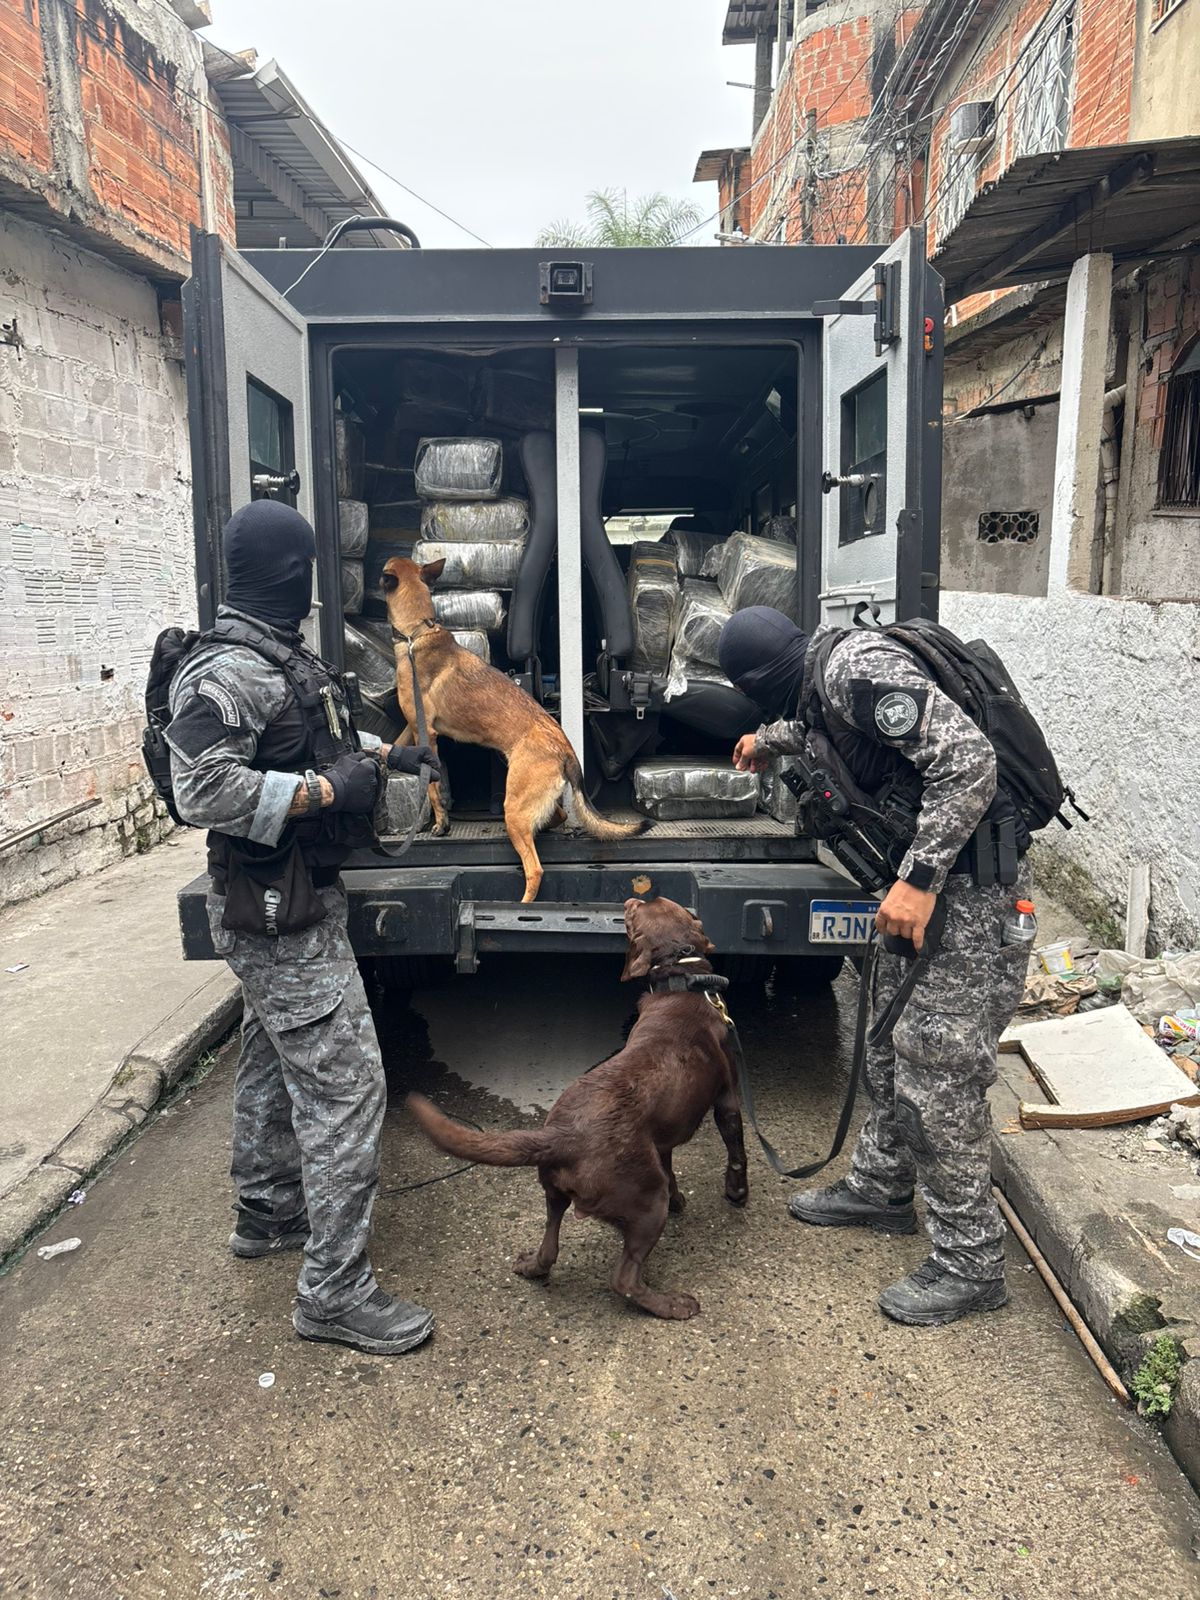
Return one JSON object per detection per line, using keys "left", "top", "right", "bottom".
{"left": 631, "top": 525, "right": 803, "bottom": 823}
{"left": 409, "top": 437, "right": 526, "bottom": 662}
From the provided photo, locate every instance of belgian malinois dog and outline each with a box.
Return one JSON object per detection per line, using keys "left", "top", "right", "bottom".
{"left": 381, "top": 556, "right": 644, "bottom": 902}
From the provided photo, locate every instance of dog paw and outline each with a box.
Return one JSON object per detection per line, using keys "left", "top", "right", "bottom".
{"left": 725, "top": 1181, "right": 749, "bottom": 1207}
{"left": 513, "top": 1252, "right": 550, "bottom": 1281}
{"left": 662, "top": 1291, "right": 701, "bottom": 1320}
{"left": 668, "top": 1191, "right": 687, "bottom": 1215}
{"left": 431, "top": 818, "right": 451, "bottom": 838}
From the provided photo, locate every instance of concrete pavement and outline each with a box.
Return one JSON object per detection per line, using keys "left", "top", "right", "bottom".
{"left": 0, "top": 832, "right": 239, "bottom": 1260}
{"left": 2, "top": 959, "right": 1198, "bottom": 1599}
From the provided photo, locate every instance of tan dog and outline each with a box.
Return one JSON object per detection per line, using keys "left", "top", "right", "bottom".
{"left": 381, "top": 556, "right": 644, "bottom": 902}
{"left": 406, "top": 896, "right": 748, "bottom": 1320}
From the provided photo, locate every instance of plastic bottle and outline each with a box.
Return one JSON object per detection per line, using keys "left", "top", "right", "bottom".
{"left": 1002, "top": 899, "right": 1038, "bottom": 947}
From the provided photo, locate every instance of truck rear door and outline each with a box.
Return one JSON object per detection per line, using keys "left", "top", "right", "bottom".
{"left": 182, "top": 233, "right": 323, "bottom": 640}
{"left": 817, "top": 228, "right": 943, "bottom": 626}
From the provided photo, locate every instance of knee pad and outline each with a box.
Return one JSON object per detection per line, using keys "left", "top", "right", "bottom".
{"left": 895, "top": 1093, "right": 939, "bottom": 1168}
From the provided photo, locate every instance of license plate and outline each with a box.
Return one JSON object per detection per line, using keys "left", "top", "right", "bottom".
{"left": 808, "top": 899, "right": 879, "bottom": 944}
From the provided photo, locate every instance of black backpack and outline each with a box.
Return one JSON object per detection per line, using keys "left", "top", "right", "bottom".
{"left": 877, "top": 618, "right": 1085, "bottom": 837}
{"left": 142, "top": 627, "right": 203, "bottom": 824}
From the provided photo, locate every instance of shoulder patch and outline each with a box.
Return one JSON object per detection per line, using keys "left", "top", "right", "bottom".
{"left": 873, "top": 687, "right": 927, "bottom": 741}
{"left": 197, "top": 676, "right": 241, "bottom": 729}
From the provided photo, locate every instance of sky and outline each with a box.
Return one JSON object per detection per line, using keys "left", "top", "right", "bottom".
{"left": 203, "top": 0, "right": 757, "bottom": 249}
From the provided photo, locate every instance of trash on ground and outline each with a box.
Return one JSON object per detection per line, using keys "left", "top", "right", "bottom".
{"left": 1095, "top": 949, "right": 1200, "bottom": 1026}
{"left": 66, "top": 1188, "right": 86, "bottom": 1205}
{"left": 1166, "top": 1226, "right": 1200, "bottom": 1261}
{"left": 5, "top": 963, "right": 29, "bottom": 974}
{"left": 258, "top": 1371, "right": 276, "bottom": 1389}
{"left": 1018, "top": 970, "right": 1098, "bottom": 1020}
{"left": 1037, "top": 940, "right": 1077, "bottom": 978}
{"left": 1167, "top": 1102, "right": 1200, "bottom": 1153}
{"left": 36, "top": 1237, "right": 82, "bottom": 1260}
{"left": 1001, "top": 1006, "right": 1200, "bottom": 1129}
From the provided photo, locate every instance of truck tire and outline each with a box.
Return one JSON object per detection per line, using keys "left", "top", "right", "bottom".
{"left": 771, "top": 954, "right": 845, "bottom": 993}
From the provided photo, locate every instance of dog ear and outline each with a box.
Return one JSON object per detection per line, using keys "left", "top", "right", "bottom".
{"left": 380, "top": 571, "right": 399, "bottom": 593}
{"left": 419, "top": 558, "right": 446, "bottom": 586}
{"left": 620, "top": 932, "right": 654, "bottom": 982}
{"left": 688, "top": 914, "right": 716, "bottom": 957}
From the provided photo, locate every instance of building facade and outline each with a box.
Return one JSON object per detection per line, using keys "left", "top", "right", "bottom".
{"left": 0, "top": 0, "right": 392, "bottom": 905}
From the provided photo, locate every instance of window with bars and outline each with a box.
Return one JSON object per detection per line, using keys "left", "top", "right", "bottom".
{"left": 1157, "top": 340, "right": 1200, "bottom": 508}
{"left": 938, "top": 146, "right": 980, "bottom": 243}
{"left": 1012, "top": 5, "right": 1076, "bottom": 159}
{"left": 1153, "top": 0, "right": 1188, "bottom": 26}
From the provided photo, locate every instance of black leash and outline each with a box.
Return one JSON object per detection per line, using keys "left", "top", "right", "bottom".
{"left": 373, "top": 624, "right": 435, "bottom": 861}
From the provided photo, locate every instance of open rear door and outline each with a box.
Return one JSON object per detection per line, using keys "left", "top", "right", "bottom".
{"left": 182, "top": 233, "right": 321, "bottom": 640}
{"left": 817, "top": 228, "right": 942, "bottom": 626}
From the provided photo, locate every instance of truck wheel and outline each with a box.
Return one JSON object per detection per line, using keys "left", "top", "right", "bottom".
{"left": 771, "top": 954, "right": 845, "bottom": 993}
{"left": 715, "top": 954, "right": 775, "bottom": 988}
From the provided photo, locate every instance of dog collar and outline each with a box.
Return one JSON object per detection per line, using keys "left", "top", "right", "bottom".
{"left": 391, "top": 618, "right": 439, "bottom": 646}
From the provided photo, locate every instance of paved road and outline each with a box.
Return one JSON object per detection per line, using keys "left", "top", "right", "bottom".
{"left": 2, "top": 956, "right": 1198, "bottom": 1599}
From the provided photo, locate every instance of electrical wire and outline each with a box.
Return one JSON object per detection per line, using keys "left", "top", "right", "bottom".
{"left": 946, "top": 336, "right": 1052, "bottom": 422}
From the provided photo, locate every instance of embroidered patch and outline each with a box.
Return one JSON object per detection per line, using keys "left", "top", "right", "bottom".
{"left": 874, "top": 689, "right": 922, "bottom": 739}
{"left": 197, "top": 676, "right": 241, "bottom": 728}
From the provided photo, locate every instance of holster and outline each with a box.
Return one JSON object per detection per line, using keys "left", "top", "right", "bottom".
{"left": 220, "top": 833, "right": 326, "bottom": 937}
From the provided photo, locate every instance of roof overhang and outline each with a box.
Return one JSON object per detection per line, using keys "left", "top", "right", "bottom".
{"left": 212, "top": 59, "right": 402, "bottom": 251}
{"left": 932, "top": 137, "right": 1200, "bottom": 304}
{"left": 722, "top": 2, "right": 778, "bottom": 45}
{"left": 693, "top": 147, "right": 750, "bottom": 184}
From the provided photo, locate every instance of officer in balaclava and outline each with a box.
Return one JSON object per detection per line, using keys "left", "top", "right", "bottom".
{"left": 719, "top": 605, "right": 1030, "bottom": 1329}
{"left": 166, "top": 500, "right": 438, "bottom": 1356}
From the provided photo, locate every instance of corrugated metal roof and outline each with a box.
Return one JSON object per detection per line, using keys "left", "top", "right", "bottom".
{"left": 214, "top": 60, "right": 405, "bottom": 251}
{"left": 723, "top": 1, "right": 778, "bottom": 44}
{"left": 932, "top": 137, "right": 1200, "bottom": 304}
{"left": 694, "top": 146, "right": 750, "bottom": 183}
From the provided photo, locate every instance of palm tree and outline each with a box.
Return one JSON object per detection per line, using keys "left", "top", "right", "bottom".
{"left": 536, "top": 187, "right": 702, "bottom": 248}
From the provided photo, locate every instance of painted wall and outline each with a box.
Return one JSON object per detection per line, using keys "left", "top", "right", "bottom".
{"left": 1129, "top": 0, "right": 1200, "bottom": 140}
{"left": 940, "top": 587, "right": 1200, "bottom": 950}
{"left": 940, "top": 405, "right": 1057, "bottom": 596}
{"left": 0, "top": 211, "right": 192, "bottom": 903}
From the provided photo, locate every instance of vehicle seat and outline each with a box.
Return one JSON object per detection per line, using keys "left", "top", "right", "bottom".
{"left": 579, "top": 426, "right": 634, "bottom": 661}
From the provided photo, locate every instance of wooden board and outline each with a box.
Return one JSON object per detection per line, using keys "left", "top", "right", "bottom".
{"left": 1124, "top": 863, "right": 1150, "bottom": 958}
{"left": 1000, "top": 1004, "right": 1200, "bottom": 1129}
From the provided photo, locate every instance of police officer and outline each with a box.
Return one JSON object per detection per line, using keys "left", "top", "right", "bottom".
{"left": 166, "top": 500, "right": 439, "bottom": 1356}
{"left": 719, "top": 606, "right": 1029, "bottom": 1327}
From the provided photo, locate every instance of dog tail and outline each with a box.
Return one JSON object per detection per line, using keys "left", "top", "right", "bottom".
{"left": 563, "top": 756, "right": 647, "bottom": 840}
{"left": 405, "top": 1093, "right": 555, "bottom": 1167}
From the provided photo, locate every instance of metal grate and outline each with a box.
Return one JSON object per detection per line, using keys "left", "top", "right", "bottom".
{"left": 1012, "top": 4, "right": 1076, "bottom": 161}
{"left": 978, "top": 510, "right": 1040, "bottom": 544}
{"left": 1157, "top": 354, "right": 1200, "bottom": 508}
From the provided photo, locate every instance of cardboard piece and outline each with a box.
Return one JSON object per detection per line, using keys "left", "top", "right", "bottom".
{"left": 1000, "top": 1004, "right": 1200, "bottom": 1129}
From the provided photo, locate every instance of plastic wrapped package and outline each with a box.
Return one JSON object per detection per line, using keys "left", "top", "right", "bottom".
{"left": 627, "top": 542, "right": 679, "bottom": 674}
{"left": 414, "top": 437, "right": 503, "bottom": 500}
{"left": 335, "top": 410, "right": 365, "bottom": 499}
{"left": 420, "top": 497, "right": 530, "bottom": 543}
{"left": 432, "top": 590, "right": 507, "bottom": 632}
{"left": 699, "top": 540, "right": 725, "bottom": 580}
{"left": 665, "top": 580, "right": 731, "bottom": 700}
{"left": 340, "top": 559, "right": 364, "bottom": 615}
{"left": 338, "top": 498, "right": 369, "bottom": 557}
{"left": 759, "top": 757, "right": 800, "bottom": 824}
{"left": 670, "top": 526, "right": 726, "bottom": 579}
{"left": 374, "top": 770, "right": 432, "bottom": 837}
{"left": 412, "top": 539, "right": 525, "bottom": 590}
{"left": 343, "top": 619, "right": 397, "bottom": 700}
{"left": 715, "top": 533, "right": 799, "bottom": 620}
{"left": 633, "top": 757, "right": 760, "bottom": 821}
{"left": 759, "top": 514, "right": 798, "bottom": 545}
{"left": 452, "top": 629, "right": 490, "bottom": 662}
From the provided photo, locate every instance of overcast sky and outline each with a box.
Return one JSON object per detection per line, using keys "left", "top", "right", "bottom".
{"left": 204, "top": 0, "right": 756, "bottom": 248}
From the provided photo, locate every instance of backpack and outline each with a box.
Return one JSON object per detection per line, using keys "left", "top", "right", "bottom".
{"left": 874, "top": 618, "right": 1086, "bottom": 837}
{"left": 142, "top": 627, "right": 202, "bottom": 824}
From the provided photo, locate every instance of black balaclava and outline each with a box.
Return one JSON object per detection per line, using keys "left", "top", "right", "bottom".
{"left": 718, "top": 606, "right": 810, "bottom": 722}
{"left": 222, "top": 500, "right": 316, "bottom": 631}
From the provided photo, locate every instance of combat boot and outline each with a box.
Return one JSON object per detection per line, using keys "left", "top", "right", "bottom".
{"left": 293, "top": 1287, "right": 434, "bottom": 1355}
{"left": 229, "top": 1209, "right": 310, "bottom": 1258}
{"left": 879, "top": 1258, "right": 1007, "bottom": 1326}
{"left": 788, "top": 1178, "right": 917, "bottom": 1235}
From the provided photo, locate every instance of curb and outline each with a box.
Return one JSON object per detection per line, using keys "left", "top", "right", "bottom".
{"left": 0, "top": 970, "right": 242, "bottom": 1268}
{"left": 990, "top": 1057, "right": 1200, "bottom": 1492}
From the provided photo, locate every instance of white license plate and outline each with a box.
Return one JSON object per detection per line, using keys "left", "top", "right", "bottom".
{"left": 808, "top": 899, "right": 879, "bottom": 944}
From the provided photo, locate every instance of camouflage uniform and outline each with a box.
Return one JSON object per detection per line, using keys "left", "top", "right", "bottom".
{"left": 168, "top": 609, "right": 386, "bottom": 1319}
{"left": 758, "top": 626, "right": 1028, "bottom": 1282}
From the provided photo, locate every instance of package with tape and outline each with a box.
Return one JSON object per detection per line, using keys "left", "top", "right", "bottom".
{"left": 632, "top": 756, "right": 760, "bottom": 821}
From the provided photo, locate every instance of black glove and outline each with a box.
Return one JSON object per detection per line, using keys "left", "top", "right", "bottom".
{"left": 324, "top": 750, "right": 384, "bottom": 814}
{"left": 387, "top": 743, "right": 441, "bottom": 781}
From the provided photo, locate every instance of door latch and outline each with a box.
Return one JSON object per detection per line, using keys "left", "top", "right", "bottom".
{"left": 251, "top": 469, "right": 301, "bottom": 497}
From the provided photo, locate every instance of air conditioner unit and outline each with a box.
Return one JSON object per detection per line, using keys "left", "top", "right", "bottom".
{"left": 950, "top": 100, "right": 995, "bottom": 154}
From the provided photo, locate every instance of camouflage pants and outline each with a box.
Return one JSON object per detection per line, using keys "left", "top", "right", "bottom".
{"left": 207, "top": 883, "right": 385, "bottom": 1318}
{"left": 847, "top": 868, "right": 1031, "bottom": 1282}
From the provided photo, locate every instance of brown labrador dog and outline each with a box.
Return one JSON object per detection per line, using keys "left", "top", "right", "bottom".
{"left": 381, "top": 556, "right": 644, "bottom": 902}
{"left": 406, "top": 896, "right": 749, "bottom": 1320}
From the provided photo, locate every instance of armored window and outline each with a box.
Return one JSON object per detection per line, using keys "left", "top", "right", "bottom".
{"left": 1157, "top": 339, "right": 1200, "bottom": 509}
{"left": 1012, "top": 5, "right": 1076, "bottom": 159}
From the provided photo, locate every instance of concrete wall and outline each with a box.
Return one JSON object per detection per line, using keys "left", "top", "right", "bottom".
{"left": 1129, "top": 0, "right": 1200, "bottom": 140}
{"left": 0, "top": 210, "right": 193, "bottom": 903}
{"left": 940, "top": 588, "right": 1200, "bottom": 950}
{"left": 940, "top": 405, "right": 1057, "bottom": 596}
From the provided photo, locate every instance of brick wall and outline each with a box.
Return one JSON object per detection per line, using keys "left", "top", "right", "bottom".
{"left": 0, "top": 0, "right": 233, "bottom": 279}
{"left": 0, "top": 210, "right": 193, "bottom": 901}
